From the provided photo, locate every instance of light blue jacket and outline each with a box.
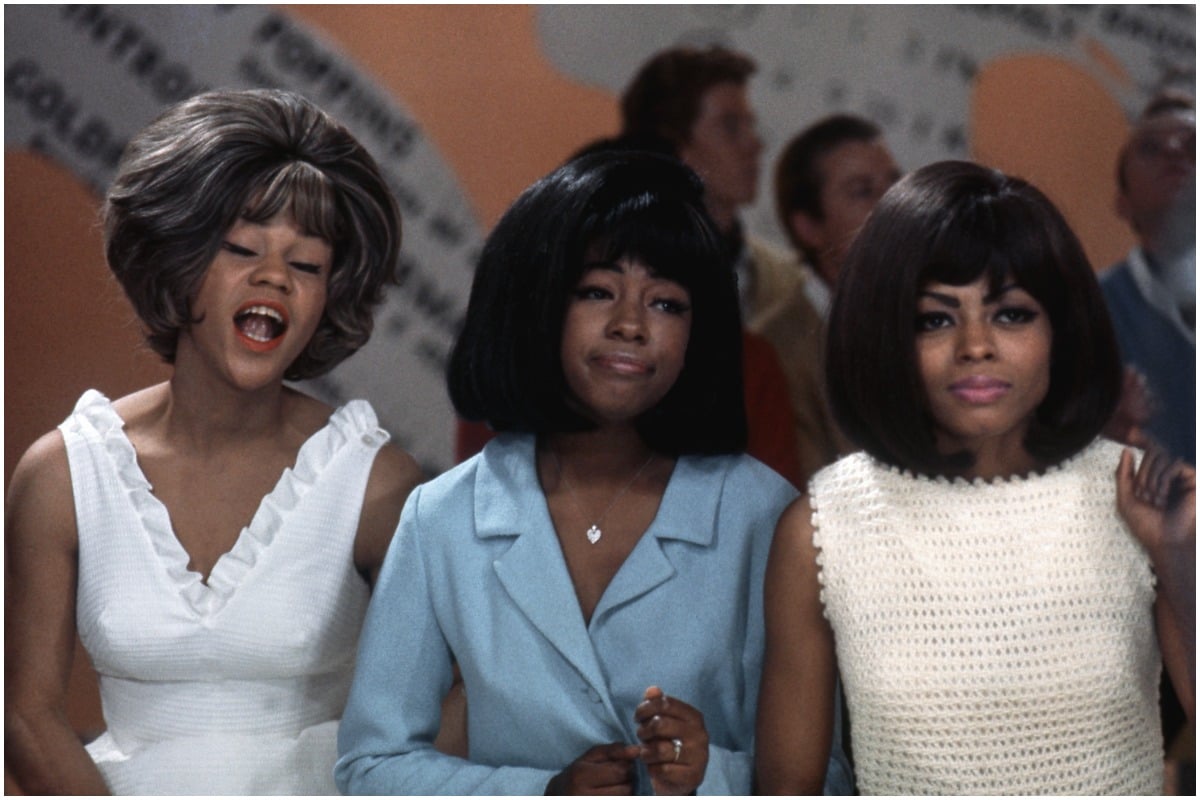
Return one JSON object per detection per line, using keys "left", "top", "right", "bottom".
{"left": 336, "top": 434, "right": 852, "bottom": 794}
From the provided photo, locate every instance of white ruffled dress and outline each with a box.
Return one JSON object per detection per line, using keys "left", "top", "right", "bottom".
{"left": 60, "top": 390, "right": 388, "bottom": 794}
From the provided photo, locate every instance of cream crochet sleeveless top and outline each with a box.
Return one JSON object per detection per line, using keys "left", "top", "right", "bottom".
{"left": 811, "top": 438, "right": 1162, "bottom": 795}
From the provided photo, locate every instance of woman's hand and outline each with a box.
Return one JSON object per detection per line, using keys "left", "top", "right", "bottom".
{"left": 1116, "top": 446, "right": 1196, "bottom": 719}
{"left": 634, "top": 686, "right": 709, "bottom": 795}
{"left": 545, "top": 743, "right": 639, "bottom": 795}
{"left": 1116, "top": 446, "right": 1196, "bottom": 555}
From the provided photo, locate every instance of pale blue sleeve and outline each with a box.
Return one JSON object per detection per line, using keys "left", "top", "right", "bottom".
{"left": 334, "top": 486, "right": 558, "bottom": 795}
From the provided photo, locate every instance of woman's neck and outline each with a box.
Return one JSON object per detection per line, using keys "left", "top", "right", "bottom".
{"left": 950, "top": 443, "right": 1043, "bottom": 482}
{"left": 162, "top": 368, "right": 290, "bottom": 454}
{"left": 541, "top": 425, "right": 657, "bottom": 482}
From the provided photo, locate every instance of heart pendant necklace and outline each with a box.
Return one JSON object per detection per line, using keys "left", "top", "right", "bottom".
{"left": 557, "top": 451, "right": 655, "bottom": 545}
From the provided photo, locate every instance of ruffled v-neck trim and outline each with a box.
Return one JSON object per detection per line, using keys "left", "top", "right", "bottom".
{"left": 67, "top": 390, "right": 384, "bottom": 616}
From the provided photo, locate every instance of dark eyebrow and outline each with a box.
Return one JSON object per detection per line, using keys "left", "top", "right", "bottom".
{"left": 983, "top": 283, "right": 1020, "bottom": 304}
{"left": 581, "top": 260, "right": 623, "bottom": 274}
{"left": 920, "top": 282, "right": 1022, "bottom": 308}
{"left": 580, "top": 259, "right": 663, "bottom": 279}
{"left": 919, "top": 289, "right": 960, "bottom": 308}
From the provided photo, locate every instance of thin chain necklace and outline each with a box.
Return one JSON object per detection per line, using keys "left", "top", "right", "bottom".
{"left": 555, "top": 450, "right": 655, "bottom": 544}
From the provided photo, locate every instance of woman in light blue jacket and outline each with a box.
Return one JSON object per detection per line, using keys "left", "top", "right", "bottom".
{"left": 335, "top": 151, "right": 852, "bottom": 795}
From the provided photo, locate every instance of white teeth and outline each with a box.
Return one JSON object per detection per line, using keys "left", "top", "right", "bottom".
{"left": 239, "top": 305, "right": 284, "bottom": 323}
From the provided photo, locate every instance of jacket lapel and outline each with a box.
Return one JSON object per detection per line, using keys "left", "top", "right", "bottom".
{"left": 474, "top": 435, "right": 621, "bottom": 722}
{"left": 590, "top": 455, "right": 721, "bottom": 623}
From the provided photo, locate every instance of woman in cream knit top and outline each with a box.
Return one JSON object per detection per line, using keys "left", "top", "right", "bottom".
{"left": 755, "top": 162, "right": 1194, "bottom": 795}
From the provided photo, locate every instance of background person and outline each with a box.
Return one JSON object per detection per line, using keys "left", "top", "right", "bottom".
{"left": 1100, "top": 87, "right": 1197, "bottom": 795}
{"left": 619, "top": 45, "right": 814, "bottom": 487}
{"left": 1101, "top": 90, "right": 1195, "bottom": 463}
{"left": 763, "top": 113, "right": 902, "bottom": 481}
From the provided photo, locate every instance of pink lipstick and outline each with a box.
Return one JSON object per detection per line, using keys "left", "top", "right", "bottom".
{"left": 950, "top": 375, "right": 1010, "bottom": 404}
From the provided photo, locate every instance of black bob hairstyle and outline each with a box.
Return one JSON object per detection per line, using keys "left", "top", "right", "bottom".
{"left": 104, "top": 88, "right": 402, "bottom": 380}
{"left": 826, "top": 160, "right": 1122, "bottom": 476}
{"left": 448, "top": 150, "right": 748, "bottom": 456}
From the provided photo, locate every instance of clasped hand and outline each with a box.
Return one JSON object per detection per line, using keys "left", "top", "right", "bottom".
{"left": 545, "top": 686, "right": 709, "bottom": 795}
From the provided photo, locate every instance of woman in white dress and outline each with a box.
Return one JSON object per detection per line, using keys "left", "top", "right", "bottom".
{"left": 756, "top": 160, "right": 1194, "bottom": 794}
{"left": 5, "top": 89, "right": 424, "bottom": 794}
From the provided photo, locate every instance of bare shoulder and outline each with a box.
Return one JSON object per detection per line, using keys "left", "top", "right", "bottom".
{"left": 354, "top": 443, "right": 424, "bottom": 584}
{"left": 774, "top": 494, "right": 817, "bottom": 549}
{"left": 283, "top": 388, "right": 339, "bottom": 439}
{"left": 6, "top": 429, "right": 76, "bottom": 549}
{"left": 368, "top": 442, "right": 424, "bottom": 497}
{"left": 767, "top": 494, "right": 823, "bottom": 584}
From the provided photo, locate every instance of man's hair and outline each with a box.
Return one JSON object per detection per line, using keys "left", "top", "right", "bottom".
{"left": 620, "top": 45, "right": 756, "bottom": 147}
{"left": 1116, "top": 89, "right": 1196, "bottom": 192}
{"left": 826, "top": 160, "right": 1121, "bottom": 476}
{"left": 104, "top": 88, "right": 401, "bottom": 380}
{"left": 773, "top": 114, "right": 883, "bottom": 258}
{"left": 448, "top": 150, "right": 748, "bottom": 456}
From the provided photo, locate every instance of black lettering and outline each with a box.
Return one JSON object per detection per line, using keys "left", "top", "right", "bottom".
{"left": 322, "top": 74, "right": 353, "bottom": 102}
{"left": 415, "top": 336, "right": 449, "bottom": 373}
{"left": 110, "top": 23, "right": 143, "bottom": 58}
{"left": 51, "top": 98, "right": 80, "bottom": 139}
{"left": 73, "top": 119, "right": 110, "bottom": 158}
{"left": 429, "top": 214, "right": 465, "bottom": 247}
{"left": 4, "top": 59, "right": 39, "bottom": 100}
{"left": 130, "top": 44, "right": 160, "bottom": 78}
{"left": 253, "top": 13, "right": 287, "bottom": 44}
{"left": 151, "top": 64, "right": 192, "bottom": 102}
{"left": 27, "top": 81, "right": 64, "bottom": 122}
{"left": 273, "top": 29, "right": 314, "bottom": 73}
{"left": 394, "top": 254, "right": 417, "bottom": 285}
{"left": 384, "top": 313, "right": 410, "bottom": 336}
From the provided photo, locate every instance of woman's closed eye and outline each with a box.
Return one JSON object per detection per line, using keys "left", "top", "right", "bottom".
{"left": 222, "top": 241, "right": 257, "bottom": 257}
{"left": 290, "top": 260, "right": 324, "bottom": 275}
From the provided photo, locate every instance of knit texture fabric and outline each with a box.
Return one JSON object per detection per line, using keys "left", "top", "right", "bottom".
{"left": 811, "top": 438, "right": 1162, "bottom": 795}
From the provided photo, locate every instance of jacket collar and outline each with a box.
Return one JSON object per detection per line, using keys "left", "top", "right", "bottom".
{"left": 471, "top": 434, "right": 726, "bottom": 724}
{"left": 473, "top": 433, "right": 721, "bottom": 548}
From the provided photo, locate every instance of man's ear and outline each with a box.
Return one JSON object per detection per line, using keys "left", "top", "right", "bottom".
{"left": 788, "top": 209, "right": 826, "bottom": 252}
{"left": 1115, "top": 190, "right": 1133, "bottom": 225}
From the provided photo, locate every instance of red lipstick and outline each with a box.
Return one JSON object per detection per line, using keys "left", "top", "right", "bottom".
{"left": 233, "top": 300, "right": 289, "bottom": 353}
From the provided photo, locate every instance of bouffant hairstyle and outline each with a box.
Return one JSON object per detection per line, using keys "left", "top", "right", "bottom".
{"left": 103, "top": 88, "right": 401, "bottom": 380}
{"left": 773, "top": 114, "right": 883, "bottom": 260}
{"left": 826, "top": 160, "right": 1121, "bottom": 475}
{"left": 620, "top": 45, "right": 756, "bottom": 148}
{"left": 448, "top": 151, "right": 747, "bottom": 456}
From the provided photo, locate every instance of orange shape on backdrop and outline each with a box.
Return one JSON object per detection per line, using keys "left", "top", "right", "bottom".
{"left": 971, "top": 52, "right": 1136, "bottom": 272}
{"left": 285, "top": 4, "right": 617, "bottom": 228}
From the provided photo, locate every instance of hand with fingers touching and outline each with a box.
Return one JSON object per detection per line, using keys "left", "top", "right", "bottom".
{"left": 1116, "top": 444, "right": 1196, "bottom": 718}
{"left": 634, "top": 686, "right": 710, "bottom": 795}
{"left": 545, "top": 743, "right": 640, "bottom": 795}
{"left": 1116, "top": 444, "right": 1196, "bottom": 554}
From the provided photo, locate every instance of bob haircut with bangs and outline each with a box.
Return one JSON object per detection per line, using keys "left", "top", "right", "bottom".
{"left": 826, "top": 160, "right": 1121, "bottom": 476}
{"left": 103, "top": 88, "right": 401, "bottom": 380}
{"left": 448, "top": 150, "right": 747, "bottom": 456}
